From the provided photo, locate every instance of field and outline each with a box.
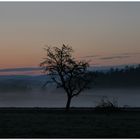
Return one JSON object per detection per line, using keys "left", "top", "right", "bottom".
{"left": 0, "top": 108, "right": 140, "bottom": 138}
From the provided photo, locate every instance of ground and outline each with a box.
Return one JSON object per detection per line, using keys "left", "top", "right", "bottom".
{"left": 0, "top": 108, "right": 140, "bottom": 138}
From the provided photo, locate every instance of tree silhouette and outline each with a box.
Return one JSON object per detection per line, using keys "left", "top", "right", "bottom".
{"left": 40, "top": 44, "right": 93, "bottom": 110}
{"left": 94, "top": 64, "right": 140, "bottom": 88}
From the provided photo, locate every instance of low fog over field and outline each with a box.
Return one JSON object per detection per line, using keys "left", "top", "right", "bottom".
{"left": 0, "top": 65, "right": 140, "bottom": 108}
{"left": 0, "top": 88, "right": 140, "bottom": 107}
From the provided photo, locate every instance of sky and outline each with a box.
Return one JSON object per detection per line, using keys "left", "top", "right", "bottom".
{"left": 0, "top": 2, "right": 140, "bottom": 75}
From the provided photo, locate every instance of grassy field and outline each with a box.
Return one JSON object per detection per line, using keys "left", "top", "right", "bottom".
{"left": 0, "top": 108, "right": 140, "bottom": 138}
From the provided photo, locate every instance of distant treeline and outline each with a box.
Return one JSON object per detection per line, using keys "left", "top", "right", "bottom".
{"left": 0, "top": 65, "right": 140, "bottom": 92}
{"left": 92, "top": 64, "right": 140, "bottom": 88}
{"left": 0, "top": 75, "right": 45, "bottom": 92}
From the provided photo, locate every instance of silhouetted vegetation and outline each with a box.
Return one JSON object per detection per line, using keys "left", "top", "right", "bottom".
{"left": 95, "top": 97, "right": 119, "bottom": 112}
{"left": 0, "top": 75, "right": 48, "bottom": 92}
{"left": 92, "top": 64, "right": 140, "bottom": 88}
{"left": 0, "top": 76, "right": 31, "bottom": 92}
{"left": 40, "top": 44, "right": 93, "bottom": 110}
{"left": 0, "top": 64, "right": 140, "bottom": 92}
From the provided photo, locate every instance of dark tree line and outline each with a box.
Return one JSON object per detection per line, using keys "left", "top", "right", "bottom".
{"left": 93, "top": 65, "right": 140, "bottom": 88}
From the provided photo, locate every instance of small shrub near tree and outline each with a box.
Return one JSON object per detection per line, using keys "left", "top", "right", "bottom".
{"left": 95, "top": 96, "right": 119, "bottom": 112}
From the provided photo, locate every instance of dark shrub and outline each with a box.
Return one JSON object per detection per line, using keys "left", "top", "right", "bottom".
{"left": 95, "top": 97, "right": 119, "bottom": 112}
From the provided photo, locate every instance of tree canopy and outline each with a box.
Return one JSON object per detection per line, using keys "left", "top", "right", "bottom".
{"left": 40, "top": 44, "right": 93, "bottom": 110}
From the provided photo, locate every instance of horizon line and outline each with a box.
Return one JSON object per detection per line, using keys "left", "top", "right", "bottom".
{"left": 0, "top": 63, "right": 139, "bottom": 74}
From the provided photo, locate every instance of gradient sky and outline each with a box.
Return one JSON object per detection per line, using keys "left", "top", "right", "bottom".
{"left": 0, "top": 2, "right": 140, "bottom": 74}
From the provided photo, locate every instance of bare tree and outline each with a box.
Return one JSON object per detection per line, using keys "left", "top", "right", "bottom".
{"left": 40, "top": 44, "right": 93, "bottom": 110}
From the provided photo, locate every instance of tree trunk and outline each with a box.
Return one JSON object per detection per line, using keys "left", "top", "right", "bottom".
{"left": 66, "top": 96, "right": 72, "bottom": 111}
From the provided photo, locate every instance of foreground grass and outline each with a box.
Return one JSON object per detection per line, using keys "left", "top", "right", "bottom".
{"left": 0, "top": 108, "right": 140, "bottom": 138}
